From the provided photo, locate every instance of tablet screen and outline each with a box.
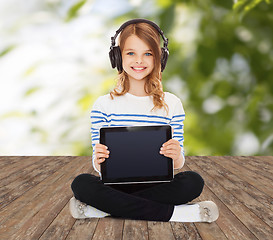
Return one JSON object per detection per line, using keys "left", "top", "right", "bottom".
{"left": 99, "top": 125, "right": 173, "bottom": 184}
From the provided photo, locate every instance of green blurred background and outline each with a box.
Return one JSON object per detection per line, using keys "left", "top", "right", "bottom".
{"left": 0, "top": 0, "right": 272, "bottom": 156}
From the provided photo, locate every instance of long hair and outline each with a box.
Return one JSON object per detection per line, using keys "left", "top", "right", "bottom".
{"left": 110, "top": 22, "right": 169, "bottom": 114}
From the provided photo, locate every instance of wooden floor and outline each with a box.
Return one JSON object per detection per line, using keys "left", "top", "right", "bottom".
{"left": 0, "top": 156, "right": 272, "bottom": 240}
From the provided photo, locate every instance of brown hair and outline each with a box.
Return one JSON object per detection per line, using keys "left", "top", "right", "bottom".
{"left": 109, "top": 22, "right": 169, "bottom": 114}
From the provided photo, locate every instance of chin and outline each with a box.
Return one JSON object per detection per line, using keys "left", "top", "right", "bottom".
{"left": 131, "top": 71, "right": 152, "bottom": 79}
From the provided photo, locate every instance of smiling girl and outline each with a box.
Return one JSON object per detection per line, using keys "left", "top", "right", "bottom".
{"left": 70, "top": 19, "right": 219, "bottom": 223}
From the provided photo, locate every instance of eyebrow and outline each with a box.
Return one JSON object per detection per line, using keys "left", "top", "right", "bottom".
{"left": 124, "top": 49, "right": 152, "bottom": 52}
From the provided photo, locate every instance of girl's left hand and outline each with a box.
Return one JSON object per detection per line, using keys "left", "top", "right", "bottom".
{"left": 159, "top": 139, "right": 181, "bottom": 162}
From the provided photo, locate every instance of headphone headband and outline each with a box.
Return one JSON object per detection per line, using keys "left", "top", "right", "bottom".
{"left": 111, "top": 18, "right": 168, "bottom": 49}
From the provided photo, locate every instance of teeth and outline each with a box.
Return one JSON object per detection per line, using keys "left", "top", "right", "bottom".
{"left": 132, "top": 67, "right": 145, "bottom": 70}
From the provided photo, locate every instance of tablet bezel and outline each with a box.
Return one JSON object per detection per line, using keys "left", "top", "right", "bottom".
{"left": 99, "top": 125, "right": 173, "bottom": 184}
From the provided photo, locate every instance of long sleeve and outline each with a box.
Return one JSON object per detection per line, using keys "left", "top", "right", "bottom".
{"left": 90, "top": 97, "right": 109, "bottom": 175}
{"left": 169, "top": 99, "right": 185, "bottom": 169}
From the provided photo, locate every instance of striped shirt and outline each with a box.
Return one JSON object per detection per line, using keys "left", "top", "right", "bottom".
{"left": 90, "top": 92, "right": 185, "bottom": 174}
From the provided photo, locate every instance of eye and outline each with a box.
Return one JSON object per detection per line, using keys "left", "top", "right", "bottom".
{"left": 145, "top": 52, "right": 152, "bottom": 56}
{"left": 127, "top": 52, "right": 134, "bottom": 56}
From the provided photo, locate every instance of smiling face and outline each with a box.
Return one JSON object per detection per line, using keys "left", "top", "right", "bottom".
{"left": 121, "top": 34, "right": 154, "bottom": 84}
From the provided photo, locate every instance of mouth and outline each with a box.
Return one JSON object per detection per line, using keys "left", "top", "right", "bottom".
{"left": 131, "top": 67, "right": 147, "bottom": 72}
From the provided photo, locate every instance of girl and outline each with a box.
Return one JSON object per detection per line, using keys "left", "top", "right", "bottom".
{"left": 70, "top": 19, "right": 219, "bottom": 222}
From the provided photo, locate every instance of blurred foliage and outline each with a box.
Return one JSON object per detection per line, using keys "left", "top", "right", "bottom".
{"left": 1, "top": 0, "right": 272, "bottom": 156}
{"left": 38, "top": 0, "right": 273, "bottom": 157}
{"left": 65, "top": 0, "right": 88, "bottom": 21}
{"left": 233, "top": 0, "right": 271, "bottom": 19}
{"left": 104, "top": 0, "right": 273, "bottom": 156}
{"left": 157, "top": 0, "right": 273, "bottom": 155}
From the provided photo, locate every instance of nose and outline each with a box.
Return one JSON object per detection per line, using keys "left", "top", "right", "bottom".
{"left": 135, "top": 55, "right": 143, "bottom": 64}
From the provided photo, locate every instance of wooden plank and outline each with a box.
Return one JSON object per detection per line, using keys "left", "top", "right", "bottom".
{"left": 0, "top": 157, "right": 78, "bottom": 224}
{"left": 1, "top": 156, "right": 271, "bottom": 240}
{"left": 209, "top": 156, "right": 273, "bottom": 210}
{"left": 148, "top": 221, "right": 175, "bottom": 240}
{"left": 0, "top": 156, "right": 25, "bottom": 169}
{"left": 170, "top": 222, "right": 202, "bottom": 240}
{"left": 39, "top": 204, "right": 75, "bottom": 240}
{"left": 10, "top": 157, "right": 91, "bottom": 240}
{"left": 0, "top": 157, "right": 90, "bottom": 239}
{"left": 182, "top": 165, "right": 228, "bottom": 240}
{"left": 234, "top": 156, "right": 273, "bottom": 176}
{"left": 0, "top": 156, "right": 48, "bottom": 180}
{"left": 228, "top": 156, "right": 273, "bottom": 181}
{"left": 0, "top": 156, "right": 61, "bottom": 186}
{"left": 254, "top": 156, "right": 273, "bottom": 166}
{"left": 192, "top": 156, "right": 273, "bottom": 227}
{"left": 187, "top": 159, "right": 265, "bottom": 240}
{"left": 122, "top": 220, "right": 148, "bottom": 240}
{"left": 57, "top": 166, "right": 102, "bottom": 240}
{"left": 66, "top": 219, "right": 99, "bottom": 240}
{"left": 210, "top": 156, "right": 273, "bottom": 197}
{"left": 0, "top": 156, "right": 71, "bottom": 209}
{"left": 92, "top": 217, "right": 124, "bottom": 240}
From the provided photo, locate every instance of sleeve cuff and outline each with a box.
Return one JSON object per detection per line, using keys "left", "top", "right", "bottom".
{"left": 174, "top": 150, "right": 185, "bottom": 170}
{"left": 92, "top": 155, "right": 101, "bottom": 176}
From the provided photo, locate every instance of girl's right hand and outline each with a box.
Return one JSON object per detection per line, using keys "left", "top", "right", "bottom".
{"left": 94, "top": 143, "right": 110, "bottom": 165}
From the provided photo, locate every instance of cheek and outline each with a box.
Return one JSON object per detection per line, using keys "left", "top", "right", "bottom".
{"left": 149, "top": 57, "right": 155, "bottom": 66}
{"left": 122, "top": 56, "right": 130, "bottom": 68}
{"left": 148, "top": 58, "right": 155, "bottom": 69}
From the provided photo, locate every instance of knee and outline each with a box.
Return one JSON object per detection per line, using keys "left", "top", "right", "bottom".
{"left": 71, "top": 173, "right": 100, "bottom": 194}
{"left": 174, "top": 171, "right": 204, "bottom": 202}
{"left": 186, "top": 171, "right": 204, "bottom": 197}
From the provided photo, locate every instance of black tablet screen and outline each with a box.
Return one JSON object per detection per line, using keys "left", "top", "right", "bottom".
{"left": 100, "top": 125, "right": 173, "bottom": 184}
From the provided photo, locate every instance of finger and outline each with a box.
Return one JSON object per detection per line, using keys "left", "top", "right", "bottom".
{"left": 97, "top": 158, "right": 105, "bottom": 164}
{"left": 161, "top": 152, "right": 177, "bottom": 160}
{"left": 162, "top": 139, "right": 179, "bottom": 147}
{"left": 95, "top": 143, "right": 108, "bottom": 151}
{"left": 96, "top": 153, "right": 109, "bottom": 159}
{"left": 160, "top": 148, "right": 176, "bottom": 156}
{"left": 161, "top": 145, "right": 180, "bottom": 153}
{"left": 95, "top": 148, "right": 110, "bottom": 155}
{"left": 162, "top": 144, "right": 180, "bottom": 150}
{"left": 95, "top": 143, "right": 108, "bottom": 148}
{"left": 160, "top": 147, "right": 181, "bottom": 157}
{"left": 161, "top": 149, "right": 179, "bottom": 155}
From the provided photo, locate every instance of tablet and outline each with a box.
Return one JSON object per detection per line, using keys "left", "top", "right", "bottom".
{"left": 99, "top": 125, "right": 173, "bottom": 184}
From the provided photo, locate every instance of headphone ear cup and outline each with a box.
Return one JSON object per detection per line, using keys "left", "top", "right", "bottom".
{"left": 113, "top": 47, "right": 122, "bottom": 72}
{"left": 109, "top": 47, "right": 116, "bottom": 68}
{"left": 161, "top": 47, "right": 169, "bottom": 72}
{"left": 109, "top": 46, "right": 122, "bottom": 70}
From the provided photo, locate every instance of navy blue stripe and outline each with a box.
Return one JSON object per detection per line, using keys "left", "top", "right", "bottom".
{"left": 173, "top": 114, "right": 185, "bottom": 118}
{"left": 91, "top": 116, "right": 107, "bottom": 120}
{"left": 91, "top": 120, "right": 106, "bottom": 124}
{"left": 109, "top": 113, "right": 171, "bottom": 121}
{"left": 91, "top": 128, "right": 100, "bottom": 131}
{"left": 91, "top": 110, "right": 108, "bottom": 117}
{"left": 91, "top": 110, "right": 172, "bottom": 121}
{"left": 171, "top": 120, "right": 184, "bottom": 123}
{"left": 170, "top": 124, "right": 183, "bottom": 128}
{"left": 110, "top": 124, "right": 132, "bottom": 127}
{"left": 174, "top": 138, "right": 184, "bottom": 141}
{"left": 111, "top": 119, "right": 167, "bottom": 124}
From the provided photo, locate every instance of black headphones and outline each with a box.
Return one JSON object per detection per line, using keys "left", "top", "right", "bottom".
{"left": 109, "top": 18, "right": 169, "bottom": 72}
